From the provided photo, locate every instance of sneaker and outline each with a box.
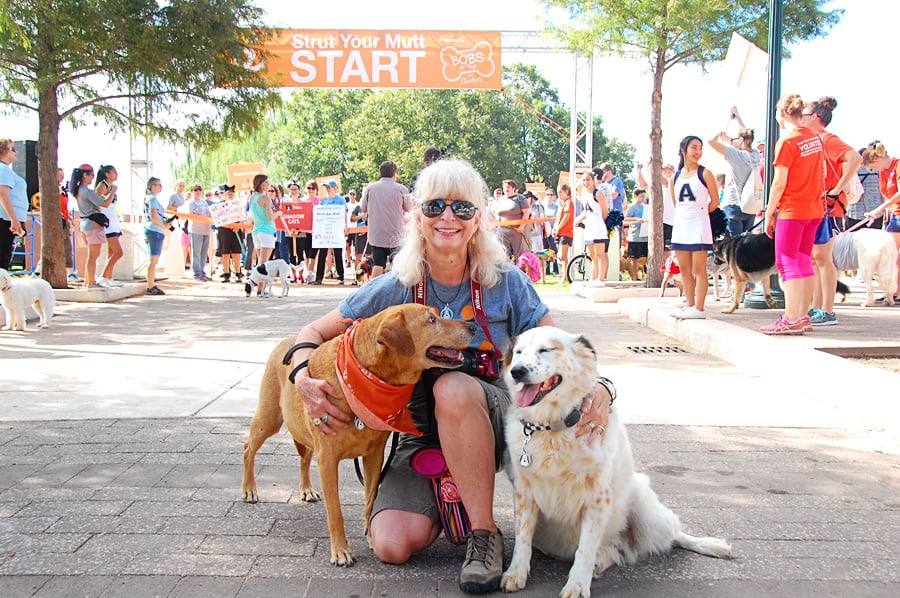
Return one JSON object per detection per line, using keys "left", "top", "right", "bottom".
{"left": 310, "top": 279, "right": 323, "bottom": 285}
{"left": 337, "top": 279, "right": 345, "bottom": 285}
{"left": 96, "top": 278, "right": 112, "bottom": 288}
{"left": 221, "top": 273, "right": 231, "bottom": 283}
{"left": 679, "top": 306, "right": 707, "bottom": 319}
{"left": 234, "top": 273, "right": 243, "bottom": 282}
{"left": 145, "top": 286, "right": 165, "bottom": 296}
{"left": 67, "top": 273, "right": 82, "bottom": 282}
{"left": 194, "top": 275, "right": 206, "bottom": 282}
{"left": 670, "top": 306, "right": 689, "bottom": 318}
{"left": 796, "top": 315, "right": 813, "bottom": 332}
{"left": 810, "top": 310, "right": 837, "bottom": 326}
{"left": 459, "top": 529, "right": 504, "bottom": 594}
{"left": 760, "top": 315, "right": 805, "bottom": 336}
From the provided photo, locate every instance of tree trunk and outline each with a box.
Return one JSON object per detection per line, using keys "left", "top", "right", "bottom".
{"left": 645, "top": 48, "right": 666, "bottom": 288}
{"left": 36, "top": 84, "right": 67, "bottom": 289}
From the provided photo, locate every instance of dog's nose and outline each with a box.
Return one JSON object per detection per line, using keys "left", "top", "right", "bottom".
{"left": 510, "top": 364, "right": 528, "bottom": 381}
{"left": 466, "top": 323, "right": 478, "bottom": 335}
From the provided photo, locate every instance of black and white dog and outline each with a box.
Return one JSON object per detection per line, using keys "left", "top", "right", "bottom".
{"left": 244, "top": 259, "right": 301, "bottom": 298}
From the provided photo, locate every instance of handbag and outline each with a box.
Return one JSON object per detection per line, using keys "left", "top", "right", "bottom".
{"left": 410, "top": 448, "right": 472, "bottom": 544}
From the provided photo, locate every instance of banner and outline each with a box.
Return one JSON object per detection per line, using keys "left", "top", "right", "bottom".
{"left": 251, "top": 29, "right": 501, "bottom": 89}
{"left": 227, "top": 162, "right": 265, "bottom": 191}
{"left": 208, "top": 199, "right": 246, "bottom": 226}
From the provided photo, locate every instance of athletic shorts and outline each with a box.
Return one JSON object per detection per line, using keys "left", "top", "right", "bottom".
{"left": 144, "top": 229, "right": 164, "bottom": 257}
{"left": 627, "top": 241, "right": 649, "bottom": 259}
{"left": 105, "top": 231, "right": 122, "bottom": 239}
{"left": 371, "top": 373, "right": 510, "bottom": 525}
{"left": 370, "top": 245, "right": 396, "bottom": 268}
{"left": 217, "top": 227, "right": 243, "bottom": 254}
{"left": 586, "top": 238, "right": 609, "bottom": 247}
{"left": 557, "top": 235, "right": 573, "bottom": 246}
{"left": 887, "top": 215, "right": 900, "bottom": 233}
{"left": 82, "top": 228, "right": 106, "bottom": 245}
{"left": 252, "top": 232, "right": 276, "bottom": 249}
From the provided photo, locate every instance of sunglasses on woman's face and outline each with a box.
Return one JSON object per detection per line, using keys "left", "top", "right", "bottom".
{"left": 420, "top": 198, "right": 478, "bottom": 221}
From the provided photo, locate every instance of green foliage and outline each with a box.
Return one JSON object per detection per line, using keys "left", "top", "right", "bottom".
{"left": 177, "top": 63, "right": 635, "bottom": 194}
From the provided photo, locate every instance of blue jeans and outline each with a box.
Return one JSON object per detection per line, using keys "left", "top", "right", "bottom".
{"left": 190, "top": 233, "right": 210, "bottom": 277}
{"left": 723, "top": 204, "right": 757, "bottom": 236}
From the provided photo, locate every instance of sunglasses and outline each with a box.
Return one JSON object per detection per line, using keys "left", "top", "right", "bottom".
{"left": 306, "top": 186, "right": 315, "bottom": 190}
{"left": 420, "top": 198, "right": 478, "bottom": 221}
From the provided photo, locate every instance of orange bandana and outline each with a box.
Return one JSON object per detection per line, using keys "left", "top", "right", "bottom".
{"left": 335, "top": 320, "right": 422, "bottom": 436}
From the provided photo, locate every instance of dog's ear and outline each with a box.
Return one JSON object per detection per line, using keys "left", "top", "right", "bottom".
{"left": 575, "top": 335, "right": 596, "bottom": 357}
{"left": 257, "top": 264, "right": 268, "bottom": 276}
{"left": 376, "top": 310, "right": 416, "bottom": 356}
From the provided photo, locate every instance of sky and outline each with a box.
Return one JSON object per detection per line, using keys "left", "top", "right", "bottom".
{"left": 4, "top": 0, "right": 893, "bottom": 209}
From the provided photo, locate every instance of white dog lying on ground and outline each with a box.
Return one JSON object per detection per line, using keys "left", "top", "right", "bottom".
{"left": 244, "top": 259, "right": 301, "bottom": 298}
{"left": 832, "top": 227, "right": 898, "bottom": 307}
{"left": 0, "top": 269, "right": 55, "bottom": 331}
{"left": 502, "top": 327, "right": 731, "bottom": 598}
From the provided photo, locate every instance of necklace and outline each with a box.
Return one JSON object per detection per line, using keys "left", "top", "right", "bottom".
{"left": 428, "top": 276, "right": 465, "bottom": 319}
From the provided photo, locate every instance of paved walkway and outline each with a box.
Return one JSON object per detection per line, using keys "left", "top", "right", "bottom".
{"left": 1, "top": 278, "right": 898, "bottom": 597}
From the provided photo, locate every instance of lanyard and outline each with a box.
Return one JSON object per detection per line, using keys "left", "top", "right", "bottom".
{"left": 414, "top": 277, "right": 502, "bottom": 360}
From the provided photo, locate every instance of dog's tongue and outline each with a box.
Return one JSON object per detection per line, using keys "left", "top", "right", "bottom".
{"left": 515, "top": 384, "right": 542, "bottom": 407}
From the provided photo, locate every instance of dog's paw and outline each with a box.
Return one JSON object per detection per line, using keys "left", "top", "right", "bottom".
{"left": 500, "top": 571, "right": 527, "bottom": 593}
{"left": 560, "top": 579, "right": 591, "bottom": 598}
{"left": 242, "top": 488, "right": 260, "bottom": 503}
{"left": 331, "top": 546, "right": 356, "bottom": 567}
{"left": 298, "top": 487, "right": 320, "bottom": 502}
{"left": 721, "top": 306, "right": 737, "bottom": 314}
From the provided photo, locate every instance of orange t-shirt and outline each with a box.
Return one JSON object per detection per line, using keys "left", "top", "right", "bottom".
{"left": 878, "top": 157, "right": 900, "bottom": 217}
{"left": 556, "top": 198, "right": 574, "bottom": 238}
{"left": 772, "top": 126, "right": 825, "bottom": 220}
{"left": 821, "top": 132, "right": 853, "bottom": 218}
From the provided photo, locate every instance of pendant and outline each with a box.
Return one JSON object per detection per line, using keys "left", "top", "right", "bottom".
{"left": 355, "top": 417, "right": 365, "bottom": 430}
{"left": 440, "top": 304, "right": 454, "bottom": 319}
{"left": 519, "top": 451, "right": 532, "bottom": 467}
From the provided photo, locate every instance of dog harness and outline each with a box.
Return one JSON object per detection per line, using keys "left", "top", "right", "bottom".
{"left": 334, "top": 319, "right": 422, "bottom": 436}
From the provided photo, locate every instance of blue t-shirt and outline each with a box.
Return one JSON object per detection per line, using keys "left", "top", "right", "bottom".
{"left": 339, "top": 263, "right": 549, "bottom": 357}
{"left": 0, "top": 162, "right": 28, "bottom": 221}
{"left": 608, "top": 176, "right": 626, "bottom": 212}
{"left": 144, "top": 195, "right": 166, "bottom": 234}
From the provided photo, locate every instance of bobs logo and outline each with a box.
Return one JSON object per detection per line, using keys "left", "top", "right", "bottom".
{"left": 440, "top": 41, "right": 495, "bottom": 82}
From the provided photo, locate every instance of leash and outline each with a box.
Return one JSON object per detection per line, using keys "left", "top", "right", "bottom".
{"left": 839, "top": 217, "right": 875, "bottom": 235}
{"left": 354, "top": 431, "right": 399, "bottom": 486}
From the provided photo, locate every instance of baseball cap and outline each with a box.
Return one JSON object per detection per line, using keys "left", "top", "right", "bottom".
{"left": 79, "top": 163, "right": 93, "bottom": 172}
{"left": 217, "top": 183, "right": 236, "bottom": 193}
{"left": 324, "top": 180, "right": 338, "bottom": 188}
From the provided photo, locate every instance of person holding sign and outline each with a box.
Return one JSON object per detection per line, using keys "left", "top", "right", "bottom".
{"left": 250, "top": 174, "right": 280, "bottom": 267}
{"left": 311, "top": 180, "right": 348, "bottom": 285}
{"left": 215, "top": 184, "right": 243, "bottom": 283}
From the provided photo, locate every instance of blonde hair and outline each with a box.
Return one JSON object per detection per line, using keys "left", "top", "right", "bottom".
{"left": 776, "top": 93, "right": 806, "bottom": 118}
{"left": 862, "top": 142, "right": 887, "bottom": 166}
{"left": 392, "top": 158, "right": 507, "bottom": 287}
{"left": 0, "top": 138, "right": 13, "bottom": 154}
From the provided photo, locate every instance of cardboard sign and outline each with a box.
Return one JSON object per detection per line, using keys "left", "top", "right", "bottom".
{"left": 280, "top": 201, "right": 313, "bottom": 232}
{"left": 226, "top": 162, "right": 265, "bottom": 191}
{"left": 312, "top": 204, "right": 347, "bottom": 248}
{"left": 249, "top": 29, "right": 501, "bottom": 90}
{"left": 208, "top": 199, "right": 245, "bottom": 226}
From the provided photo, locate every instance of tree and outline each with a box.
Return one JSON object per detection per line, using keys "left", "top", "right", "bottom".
{"left": 0, "top": 0, "right": 279, "bottom": 288}
{"left": 542, "top": 0, "right": 842, "bottom": 286}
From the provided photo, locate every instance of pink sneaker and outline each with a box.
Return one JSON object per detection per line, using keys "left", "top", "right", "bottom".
{"left": 759, "top": 316, "right": 806, "bottom": 336}
{"left": 796, "top": 315, "right": 812, "bottom": 332}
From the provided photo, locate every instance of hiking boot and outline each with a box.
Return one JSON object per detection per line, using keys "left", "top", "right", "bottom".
{"left": 459, "top": 529, "right": 503, "bottom": 594}
{"left": 810, "top": 310, "right": 837, "bottom": 326}
{"left": 759, "top": 315, "right": 805, "bottom": 336}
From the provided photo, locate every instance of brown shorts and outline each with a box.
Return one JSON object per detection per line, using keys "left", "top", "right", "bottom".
{"left": 370, "top": 373, "right": 511, "bottom": 524}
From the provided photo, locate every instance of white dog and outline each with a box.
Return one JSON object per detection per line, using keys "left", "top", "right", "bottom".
{"left": 501, "top": 327, "right": 730, "bottom": 598}
{"left": 244, "top": 259, "right": 301, "bottom": 298}
{"left": 0, "top": 269, "right": 55, "bottom": 331}
{"left": 832, "top": 228, "right": 898, "bottom": 307}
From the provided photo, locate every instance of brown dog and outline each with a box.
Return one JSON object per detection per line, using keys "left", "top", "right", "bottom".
{"left": 241, "top": 304, "right": 477, "bottom": 566}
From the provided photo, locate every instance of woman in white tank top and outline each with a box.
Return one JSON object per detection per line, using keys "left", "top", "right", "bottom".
{"left": 669, "top": 135, "right": 720, "bottom": 319}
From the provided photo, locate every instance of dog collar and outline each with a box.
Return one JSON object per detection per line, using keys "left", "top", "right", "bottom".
{"left": 517, "top": 400, "right": 586, "bottom": 468}
{"left": 335, "top": 319, "right": 422, "bottom": 437}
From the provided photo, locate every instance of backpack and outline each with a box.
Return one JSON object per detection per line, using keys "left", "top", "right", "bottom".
{"left": 739, "top": 165, "right": 764, "bottom": 214}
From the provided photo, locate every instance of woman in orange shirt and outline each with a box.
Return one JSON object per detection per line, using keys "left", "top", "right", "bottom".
{"left": 761, "top": 93, "right": 825, "bottom": 335}
{"left": 803, "top": 97, "right": 861, "bottom": 326}
{"left": 554, "top": 183, "right": 575, "bottom": 283}
{"left": 861, "top": 142, "right": 900, "bottom": 300}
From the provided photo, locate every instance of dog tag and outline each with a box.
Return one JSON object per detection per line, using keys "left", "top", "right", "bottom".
{"left": 519, "top": 451, "right": 532, "bottom": 467}
{"left": 355, "top": 417, "right": 365, "bottom": 430}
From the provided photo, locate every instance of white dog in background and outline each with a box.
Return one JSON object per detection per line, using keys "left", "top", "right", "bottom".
{"left": 502, "top": 327, "right": 730, "bottom": 598}
{"left": 832, "top": 227, "right": 898, "bottom": 307}
{"left": 0, "top": 269, "right": 55, "bottom": 331}
{"left": 244, "top": 259, "right": 301, "bottom": 298}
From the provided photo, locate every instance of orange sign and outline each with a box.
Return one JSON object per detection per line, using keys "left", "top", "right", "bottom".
{"left": 227, "top": 162, "right": 265, "bottom": 191}
{"left": 280, "top": 202, "right": 313, "bottom": 232}
{"left": 250, "top": 29, "right": 501, "bottom": 89}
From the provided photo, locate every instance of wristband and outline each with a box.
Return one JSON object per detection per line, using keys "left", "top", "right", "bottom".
{"left": 595, "top": 376, "right": 617, "bottom": 407}
{"left": 282, "top": 341, "right": 320, "bottom": 366}
{"left": 288, "top": 360, "right": 309, "bottom": 385}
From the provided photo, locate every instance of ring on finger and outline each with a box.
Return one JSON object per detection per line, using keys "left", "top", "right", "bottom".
{"left": 588, "top": 421, "right": 596, "bottom": 429}
{"left": 312, "top": 417, "right": 322, "bottom": 427}
{"left": 321, "top": 415, "right": 328, "bottom": 425}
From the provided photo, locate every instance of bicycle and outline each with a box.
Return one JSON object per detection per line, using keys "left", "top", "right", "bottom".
{"left": 566, "top": 245, "right": 591, "bottom": 283}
